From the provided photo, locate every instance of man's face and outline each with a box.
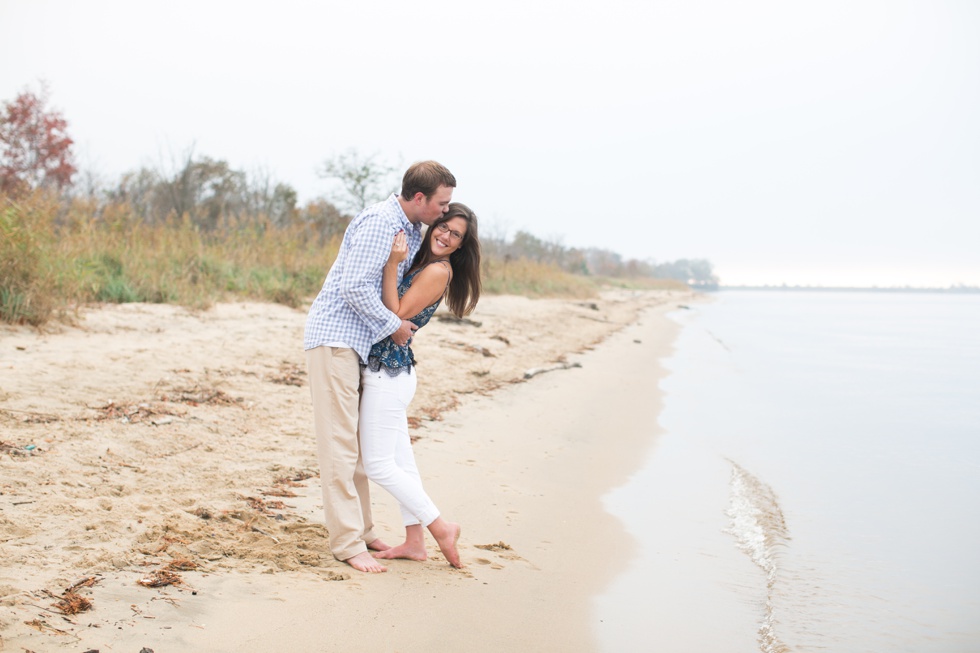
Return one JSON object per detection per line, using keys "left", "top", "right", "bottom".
{"left": 416, "top": 185, "right": 454, "bottom": 225}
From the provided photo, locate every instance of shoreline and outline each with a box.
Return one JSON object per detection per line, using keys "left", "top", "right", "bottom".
{"left": 0, "top": 289, "right": 695, "bottom": 651}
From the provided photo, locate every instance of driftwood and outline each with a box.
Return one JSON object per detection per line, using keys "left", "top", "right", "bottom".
{"left": 523, "top": 361, "right": 582, "bottom": 380}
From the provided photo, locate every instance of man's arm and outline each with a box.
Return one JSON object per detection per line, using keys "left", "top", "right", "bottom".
{"left": 338, "top": 217, "right": 414, "bottom": 345}
{"left": 389, "top": 319, "right": 417, "bottom": 347}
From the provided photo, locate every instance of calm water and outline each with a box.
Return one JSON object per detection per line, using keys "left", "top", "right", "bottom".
{"left": 597, "top": 291, "right": 980, "bottom": 652}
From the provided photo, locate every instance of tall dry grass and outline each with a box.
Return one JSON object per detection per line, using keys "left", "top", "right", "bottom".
{"left": 2, "top": 192, "right": 679, "bottom": 327}
{"left": 1, "top": 192, "right": 337, "bottom": 325}
{"left": 1, "top": 192, "right": 62, "bottom": 325}
{"left": 481, "top": 257, "right": 598, "bottom": 298}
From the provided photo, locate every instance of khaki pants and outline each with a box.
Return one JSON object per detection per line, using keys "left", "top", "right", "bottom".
{"left": 305, "top": 346, "right": 377, "bottom": 561}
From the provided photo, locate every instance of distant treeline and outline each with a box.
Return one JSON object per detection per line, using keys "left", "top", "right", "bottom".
{"left": 486, "top": 229, "right": 719, "bottom": 288}
{"left": 91, "top": 151, "right": 719, "bottom": 287}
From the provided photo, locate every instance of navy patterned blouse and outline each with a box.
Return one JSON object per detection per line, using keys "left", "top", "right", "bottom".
{"left": 364, "top": 263, "right": 447, "bottom": 376}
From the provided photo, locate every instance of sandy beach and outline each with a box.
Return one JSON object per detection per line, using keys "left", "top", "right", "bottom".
{"left": 0, "top": 288, "right": 695, "bottom": 652}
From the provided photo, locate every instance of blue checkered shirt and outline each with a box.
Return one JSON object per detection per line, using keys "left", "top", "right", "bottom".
{"left": 303, "top": 194, "right": 423, "bottom": 362}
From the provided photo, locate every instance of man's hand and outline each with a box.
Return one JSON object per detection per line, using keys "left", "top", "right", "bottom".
{"left": 391, "top": 319, "right": 418, "bottom": 347}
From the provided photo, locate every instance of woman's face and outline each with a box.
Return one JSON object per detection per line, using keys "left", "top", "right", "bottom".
{"left": 429, "top": 216, "right": 468, "bottom": 258}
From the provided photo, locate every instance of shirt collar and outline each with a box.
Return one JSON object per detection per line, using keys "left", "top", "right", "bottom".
{"left": 391, "top": 193, "right": 422, "bottom": 235}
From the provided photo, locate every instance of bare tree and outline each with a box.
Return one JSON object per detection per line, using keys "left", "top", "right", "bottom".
{"left": 244, "top": 165, "right": 298, "bottom": 226}
{"left": 317, "top": 149, "right": 398, "bottom": 215}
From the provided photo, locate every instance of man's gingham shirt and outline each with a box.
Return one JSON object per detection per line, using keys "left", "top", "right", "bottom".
{"left": 303, "top": 194, "right": 423, "bottom": 363}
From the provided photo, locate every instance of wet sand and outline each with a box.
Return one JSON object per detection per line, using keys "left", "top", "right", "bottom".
{"left": 0, "top": 289, "right": 698, "bottom": 652}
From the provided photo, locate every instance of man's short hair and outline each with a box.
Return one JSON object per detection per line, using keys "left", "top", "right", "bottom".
{"left": 401, "top": 161, "right": 456, "bottom": 200}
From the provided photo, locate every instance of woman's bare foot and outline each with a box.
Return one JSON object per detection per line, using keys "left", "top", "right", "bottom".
{"left": 432, "top": 521, "right": 463, "bottom": 569}
{"left": 373, "top": 524, "right": 427, "bottom": 561}
{"left": 366, "top": 538, "right": 391, "bottom": 552}
{"left": 344, "top": 551, "right": 387, "bottom": 573}
{"left": 373, "top": 541, "right": 427, "bottom": 561}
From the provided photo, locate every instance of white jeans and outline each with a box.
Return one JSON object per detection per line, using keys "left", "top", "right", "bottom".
{"left": 358, "top": 368, "right": 440, "bottom": 527}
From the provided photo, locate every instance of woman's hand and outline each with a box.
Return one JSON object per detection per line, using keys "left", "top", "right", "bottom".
{"left": 387, "top": 231, "right": 408, "bottom": 267}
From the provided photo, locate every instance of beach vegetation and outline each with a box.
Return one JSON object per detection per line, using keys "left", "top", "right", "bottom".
{"left": 481, "top": 257, "right": 597, "bottom": 298}
{"left": 0, "top": 189, "right": 341, "bottom": 325}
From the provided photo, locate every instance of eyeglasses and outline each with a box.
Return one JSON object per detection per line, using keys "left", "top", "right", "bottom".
{"left": 435, "top": 223, "right": 464, "bottom": 242}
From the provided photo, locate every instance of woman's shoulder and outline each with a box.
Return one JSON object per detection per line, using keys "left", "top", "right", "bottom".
{"left": 413, "top": 260, "right": 451, "bottom": 281}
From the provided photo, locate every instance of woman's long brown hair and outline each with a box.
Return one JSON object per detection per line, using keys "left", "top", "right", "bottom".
{"left": 410, "top": 202, "right": 482, "bottom": 317}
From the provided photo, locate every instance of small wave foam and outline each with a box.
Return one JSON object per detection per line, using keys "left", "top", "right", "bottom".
{"left": 724, "top": 459, "right": 791, "bottom": 653}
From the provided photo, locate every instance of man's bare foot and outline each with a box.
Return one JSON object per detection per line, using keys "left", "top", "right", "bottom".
{"left": 366, "top": 538, "right": 391, "bottom": 552}
{"left": 434, "top": 522, "right": 463, "bottom": 568}
{"left": 344, "top": 551, "right": 387, "bottom": 573}
{"left": 373, "top": 541, "right": 427, "bottom": 561}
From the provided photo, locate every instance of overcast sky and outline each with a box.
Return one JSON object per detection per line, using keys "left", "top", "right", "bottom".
{"left": 2, "top": 0, "right": 978, "bottom": 286}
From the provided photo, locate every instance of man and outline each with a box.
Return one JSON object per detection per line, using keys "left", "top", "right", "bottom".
{"left": 304, "top": 161, "right": 456, "bottom": 573}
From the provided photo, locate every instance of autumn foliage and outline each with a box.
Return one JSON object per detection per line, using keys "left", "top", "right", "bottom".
{"left": 0, "top": 86, "right": 76, "bottom": 196}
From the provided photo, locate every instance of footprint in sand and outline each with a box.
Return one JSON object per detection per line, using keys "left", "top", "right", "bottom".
{"left": 474, "top": 557, "right": 504, "bottom": 569}
{"left": 473, "top": 541, "right": 536, "bottom": 569}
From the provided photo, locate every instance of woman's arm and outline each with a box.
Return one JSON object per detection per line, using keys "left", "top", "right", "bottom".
{"left": 390, "top": 261, "right": 451, "bottom": 320}
{"left": 382, "top": 231, "right": 408, "bottom": 313}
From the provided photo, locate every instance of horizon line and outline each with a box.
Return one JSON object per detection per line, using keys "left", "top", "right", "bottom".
{"left": 713, "top": 284, "right": 980, "bottom": 293}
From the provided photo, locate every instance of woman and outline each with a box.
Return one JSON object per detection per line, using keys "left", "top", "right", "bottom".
{"left": 358, "top": 202, "right": 482, "bottom": 569}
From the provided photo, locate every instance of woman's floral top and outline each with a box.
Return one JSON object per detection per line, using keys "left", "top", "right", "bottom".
{"left": 364, "top": 263, "right": 447, "bottom": 376}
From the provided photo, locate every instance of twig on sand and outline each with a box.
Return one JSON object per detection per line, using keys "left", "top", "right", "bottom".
{"left": 24, "top": 618, "right": 72, "bottom": 635}
{"left": 160, "top": 442, "right": 202, "bottom": 458}
{"left": 66, "top": 576, "right": 100, "bottom": 592}
{"left": 0, "top": 408, "right": 60, "bottom": 423}
{"left": 523, "top": 361, "right": 582, "bottom": 380}
{"left": 251, "top": 526, "right": 281, "bottom": 544}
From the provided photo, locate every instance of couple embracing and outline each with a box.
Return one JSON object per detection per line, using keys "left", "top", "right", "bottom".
{"left": 303, "top": 161, "right": 481, "bottom": 573}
